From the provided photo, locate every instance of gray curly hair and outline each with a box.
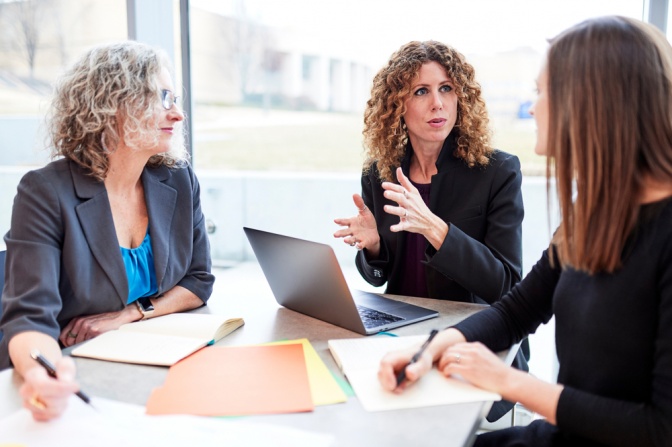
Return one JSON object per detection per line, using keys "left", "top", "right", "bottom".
{"left": 48, "top": 41, "right": 188, "bottom": 181}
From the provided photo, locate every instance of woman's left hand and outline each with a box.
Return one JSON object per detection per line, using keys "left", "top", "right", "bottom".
{"left": 382, "top": 167, "right": 448, "bottom": 249}
{"left": 436, "top": 341, "right": 512, "bottom": 395}
{"left": 59, "top": 305, "right": 140, "bottom": 347}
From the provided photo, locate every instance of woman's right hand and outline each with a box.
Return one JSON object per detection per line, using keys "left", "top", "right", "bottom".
{"left": 378, "top": 328, "right": 468, "bottom": 392}
{"left": 19, "top": 356, "right": 79, "bottom": 421}
{"left": 378, "top": 343, "right": 434, "bottom": 392}
{"left": 334, "top": 193, "right": 380, "bottom": 257}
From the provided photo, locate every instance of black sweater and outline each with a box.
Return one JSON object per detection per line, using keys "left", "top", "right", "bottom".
{"left": 455, "top": 197, "right": 672, "bottom": 446}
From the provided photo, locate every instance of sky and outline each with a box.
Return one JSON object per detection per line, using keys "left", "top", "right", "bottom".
{"left": 193, "top": 0, "right": 645, "bottom": 65}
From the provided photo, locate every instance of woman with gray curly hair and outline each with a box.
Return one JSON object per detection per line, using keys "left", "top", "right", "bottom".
{"left": 333, "top": 40, "right": 525, "bottom": 421}
{"left": 0, "top": 41, "right": 214, "bottom": 420}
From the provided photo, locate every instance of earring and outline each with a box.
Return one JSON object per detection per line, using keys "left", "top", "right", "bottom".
{"left": 101, "top": 132, "right": 117, "bottom": 153}
{"left": 101, "top": 133, "right": 110, "bottom": 152}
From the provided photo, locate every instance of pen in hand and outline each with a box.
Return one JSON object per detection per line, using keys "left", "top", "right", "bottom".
{"left": 395, "top": 329, "right": 439, "bottom": 388}
{"left": 30, "top": 349, "right": 95, "bottom": 409}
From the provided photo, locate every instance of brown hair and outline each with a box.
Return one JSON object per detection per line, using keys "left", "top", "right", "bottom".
{"left": 48, "top": 41, "right": 188, "bottom": 181}
{"left": 547, "top": 16, "right": 672, "bottom": 273}
{"left": 363, "top": 40, "right": 492, "bottom": 182}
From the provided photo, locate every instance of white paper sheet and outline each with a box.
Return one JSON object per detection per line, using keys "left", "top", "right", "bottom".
{"left": 0, "top": 396, "right": 335, "bottom": 447}
{"left": 345, "top": 367, "right": 501, "bottom": 412}
{"left": 329, "top": 335, "right": 501, "bottom": 412}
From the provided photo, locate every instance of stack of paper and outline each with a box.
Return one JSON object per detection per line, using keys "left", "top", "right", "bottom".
{"left": 263, "top": 338, "right": 347, "bottom": 406}
{"left": 328, "top": 335, "right": 501, "bottom": 412}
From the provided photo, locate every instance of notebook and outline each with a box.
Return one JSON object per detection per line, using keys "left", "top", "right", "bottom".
{"left": 243, "top": 227, "right": 438, "bottom": 335}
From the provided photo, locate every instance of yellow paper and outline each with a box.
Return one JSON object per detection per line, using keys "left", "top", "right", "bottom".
{"left": 264, "top": 339, "right": 347, "bottom": 406}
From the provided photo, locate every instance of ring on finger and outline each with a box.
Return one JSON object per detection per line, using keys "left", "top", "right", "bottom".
{"left": 67, "top": 331, "right": 78, "bottom": 339}
{"left": 403, "top": 189, "right": 408, "bottom": 198}
{"left": 404, "top": 210, "right": 408, "bottom": 218}
{"left": 454, "top": 353, "right": 461, "bottom": 364}
{"left": 29, "top": 395, "right": 46, "bottom": 410}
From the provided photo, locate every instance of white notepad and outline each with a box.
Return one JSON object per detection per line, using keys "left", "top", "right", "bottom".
{"left": 328, "top": 335, "right": 501, "bottom": 412}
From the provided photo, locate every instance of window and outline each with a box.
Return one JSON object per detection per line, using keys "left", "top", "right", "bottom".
{"left": 0, "top": 0, "right": 128, "bottom": 166}
{"left": 188, "top": 0, "right": 644, "bottom": 175}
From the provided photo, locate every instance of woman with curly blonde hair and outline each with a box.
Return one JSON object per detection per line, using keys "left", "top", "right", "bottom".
{"left": 0, "top": 41, "right": 214, "bottom": 421}
{"left": 334, "top": 40, "right": 525, "bottom": 421}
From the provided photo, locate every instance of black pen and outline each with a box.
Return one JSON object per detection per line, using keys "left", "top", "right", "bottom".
{"left": 395, "top": 329, "right": 439, "bottom": 387}
{"left": 30, "top": 349, "right": 95, "bottom": 408}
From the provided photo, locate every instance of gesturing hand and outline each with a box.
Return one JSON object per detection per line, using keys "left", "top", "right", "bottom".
{"left": 382, "top": 167, "right": 448, "bottom": 250}
{"left": 334, "top": 193, "right": 381, "bottom": 257}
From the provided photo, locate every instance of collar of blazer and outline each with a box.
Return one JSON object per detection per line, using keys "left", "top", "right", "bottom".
{"left": 69, "top": 160, "right": 172, "bottom": 199}
{"left": 400, "top": 133, "right": 462, "bottom": 178}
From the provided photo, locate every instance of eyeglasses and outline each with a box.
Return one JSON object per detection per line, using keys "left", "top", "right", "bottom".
{"left": 161, "top": 89, "right": 180, "bottom": 110}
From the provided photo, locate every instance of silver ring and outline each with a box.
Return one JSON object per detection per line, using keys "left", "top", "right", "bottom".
{"left": 350, "top": 242, "right": 356, "bottom": 247}
{"left": 404, "top": 210, "right": 408, "bottom": 218}
{"left": 403, "top": 189, "right": 408, "bottom": 198}
{"left": 455, "top": 353, "right": 461, "bottom": 363}
{"left": 67, "top": 331, "right": 78, "bottom": 339}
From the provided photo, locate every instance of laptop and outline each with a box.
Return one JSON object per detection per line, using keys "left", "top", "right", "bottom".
{"left": 243, "top": 227, "right": 438, "bottom": 335}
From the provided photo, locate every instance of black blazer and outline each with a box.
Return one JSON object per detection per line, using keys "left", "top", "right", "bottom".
{"left": 356, "top": 137, "right": 524, "bottom": 304}
{"left": 0, "top": 159, "right": 214, "bottom": 369}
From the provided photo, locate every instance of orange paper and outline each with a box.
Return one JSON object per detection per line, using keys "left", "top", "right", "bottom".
{"left": 146, "top": 344, "right": 314, "bottom": 416}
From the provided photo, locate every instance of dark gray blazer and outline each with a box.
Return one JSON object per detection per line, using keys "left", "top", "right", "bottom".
{"left": 356, "top": 136, "right": 524, "bottom": 305}
{"left": 0, "top": 159, "right": 214, "bottom": 369}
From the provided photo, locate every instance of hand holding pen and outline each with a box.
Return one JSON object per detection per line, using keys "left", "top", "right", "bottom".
{"left": 394, "top": 329, "right": 439, "bottom": 388}
{"left": 21, "top": 350, "right": 95, "bottom": 420}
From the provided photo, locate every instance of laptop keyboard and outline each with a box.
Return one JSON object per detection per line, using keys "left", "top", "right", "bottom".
{"left": 356, "top": 304, "right": 404, "bottom": 328}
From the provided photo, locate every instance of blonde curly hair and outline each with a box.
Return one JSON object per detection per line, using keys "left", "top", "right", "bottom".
{"left": 363, "top": 40, "right": 492, "bottom": 182}
{"left": 48, "top": 41, "right": 188, "bottom": 181}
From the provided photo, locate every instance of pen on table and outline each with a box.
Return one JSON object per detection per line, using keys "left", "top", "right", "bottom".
{"left": 395, "top": 329, "right": 439, "bottom": 387}
{"left": 29, "top": 349, "right": 96, "bottom": 410}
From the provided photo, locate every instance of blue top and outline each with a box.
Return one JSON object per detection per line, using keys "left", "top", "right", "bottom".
{"left": 120, "top": 232, "right": 158, "bottom": 304}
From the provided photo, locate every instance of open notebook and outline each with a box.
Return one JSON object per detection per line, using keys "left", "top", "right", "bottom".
{"left": 71, "top": 313, "right": 244, "bottom": 366}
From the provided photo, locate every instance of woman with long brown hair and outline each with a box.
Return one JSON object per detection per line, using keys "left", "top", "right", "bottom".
{"left": 378, "top": 16, "right": 672, "bottom": 446}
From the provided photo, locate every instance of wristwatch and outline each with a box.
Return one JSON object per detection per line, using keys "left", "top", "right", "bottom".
{"left": 135, "top": 297, "right": 155, "bottom": 320}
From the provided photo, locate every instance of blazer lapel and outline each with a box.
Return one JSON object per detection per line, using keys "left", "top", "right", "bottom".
{"left": 143, "top": 166, "right": 176, "bottom": 292}
{"left": 71, "top": 163, "right": 128, "bottom": 305}
{"left": 429, "top": 136, "right": 462, "bottom": 213}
